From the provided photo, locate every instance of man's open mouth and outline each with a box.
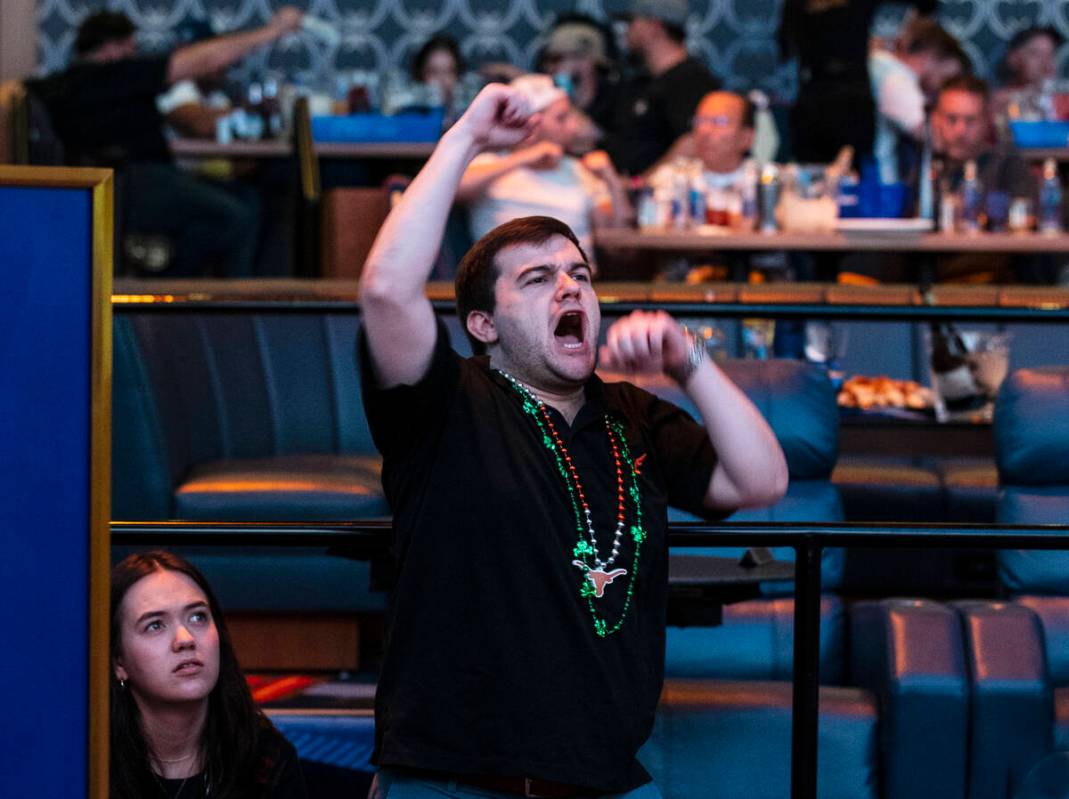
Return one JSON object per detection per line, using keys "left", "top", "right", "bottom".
{"left": 554, "top": 311, "right": 585, "bottom": 350}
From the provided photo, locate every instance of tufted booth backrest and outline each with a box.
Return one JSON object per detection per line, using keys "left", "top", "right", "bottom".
{"left": 113, "top": 313, "right": 375, "bottom": 518}
{"left": 992, "top": 367, "right": 1069, "bottom": 595}
{"left": 995, "top": 367, "right": 1069, "bottom": 487}
{"left": 613, "top": 360, "right": 839, "bottom": 480}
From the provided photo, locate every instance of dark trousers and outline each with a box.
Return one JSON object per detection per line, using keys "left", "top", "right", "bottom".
{"left": 123, "top": 162, "right": 260, "bottom": 277}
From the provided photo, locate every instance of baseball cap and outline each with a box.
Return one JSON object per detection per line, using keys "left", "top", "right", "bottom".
{"left": 545, "top": 22, "right": 610, "bottom": 66}
{"left": 616, "top": 0, "right": 689, "bottom": 29}
{"left": 510, "top": 74, "right": 568, "bottom": 113}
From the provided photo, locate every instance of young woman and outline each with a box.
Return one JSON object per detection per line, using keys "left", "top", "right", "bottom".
{"left": 110, "top": 551, "right": 306, "bottom": 798}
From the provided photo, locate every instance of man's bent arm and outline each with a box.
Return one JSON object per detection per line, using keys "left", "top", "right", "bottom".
{"left": 360, "top": 85, "right": 534, "bottom": 388}
{"left": 602, "top": 310, "right": 787, "bottom": 510}
{"left": 681, "top": 359, "right": 788, "bottom": 510}
{"left": 167, "top": 8, "right": 302, "bottom": 85}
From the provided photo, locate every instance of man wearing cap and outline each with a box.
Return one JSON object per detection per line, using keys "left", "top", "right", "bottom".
{"left": 603, "top": 0, "right": 720, "bottom": 176}
{"left": 458, "top": 74, "right": 631, "bottom": 259}
{"left": 29, "top": 8, "right": 301, "bottom": 276}
{"left": 539, "top": 15, "right": 621, "bottom": 154}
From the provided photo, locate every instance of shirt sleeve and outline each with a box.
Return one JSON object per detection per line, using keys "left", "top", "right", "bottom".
{"left": 645, "top": 392, "right": 728, "bottom": 520}
{"left": 877, "top": 69, "right": 925, "bottom": 137}
{"left": 358, "top": 317, "right": 461, "bottom": 461}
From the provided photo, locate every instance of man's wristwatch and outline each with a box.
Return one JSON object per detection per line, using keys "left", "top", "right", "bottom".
{"left": 672, "top": 327, "right": 707, "bottom": 385}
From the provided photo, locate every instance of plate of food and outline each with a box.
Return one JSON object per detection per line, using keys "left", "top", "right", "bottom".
{"left": 837, "top": 375, "right": 935, "bottom": 418}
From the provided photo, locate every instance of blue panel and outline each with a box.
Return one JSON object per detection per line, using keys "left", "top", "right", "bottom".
{"left": 0, "top": 185, "right": 91, "bottom": 798}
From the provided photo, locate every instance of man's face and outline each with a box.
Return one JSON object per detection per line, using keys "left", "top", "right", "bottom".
{"left": 537, "top": 98, "right": 579, "bottom": 148}
{"left": 932, "top": 89, "right": 988, "bottom": 162}
{"left": 625, "top": 17, "right": 655, "bottom": 56}
{"left": 475, "top": 234, "right": 600, "bottom": 389}
{"left": 1009, "top": 34, "right": 1057, "bottom": 88}
{"left": 421, "top": 48, "right": 459, "bottom": 98}
{"left": 692, "top": 92, "right": 754, "bottom": 174}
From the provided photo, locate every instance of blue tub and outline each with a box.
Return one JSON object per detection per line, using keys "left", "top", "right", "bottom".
{"left": 1009, "top": 120, "right": 1069, "bottom": 148}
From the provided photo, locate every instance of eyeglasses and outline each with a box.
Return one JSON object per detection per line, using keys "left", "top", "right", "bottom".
{"left": 693, "top": 114, "right": 733, "bottom": 129}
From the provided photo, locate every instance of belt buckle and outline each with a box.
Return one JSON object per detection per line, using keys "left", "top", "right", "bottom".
{"left": 524, "top": 777, "right": 545, "bottom": 798}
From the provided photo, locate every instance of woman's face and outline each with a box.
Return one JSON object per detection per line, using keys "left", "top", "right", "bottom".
{"left": 1010, "top": 34, "right": 1058, "bottom": 87}
{"left": 422, "top": 48, "right": 459, "bottom": 96}
{"left": 114, "top": 570, "right": 221, "bottom": 709}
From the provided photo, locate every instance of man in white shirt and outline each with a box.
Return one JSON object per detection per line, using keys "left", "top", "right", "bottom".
{"left": 457, "top": 74, "right": 630, "bottom": 260}
{"left": 869, "top": 18, "right": 967, "bottom": 184}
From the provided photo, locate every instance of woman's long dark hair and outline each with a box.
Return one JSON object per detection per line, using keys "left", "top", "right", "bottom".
{"left": 110, "top": 551, "right": 282, "bottom": 798}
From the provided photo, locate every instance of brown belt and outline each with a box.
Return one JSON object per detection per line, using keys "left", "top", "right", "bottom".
{"left": 414, "top": 771, "right": 597, "bottom": 798}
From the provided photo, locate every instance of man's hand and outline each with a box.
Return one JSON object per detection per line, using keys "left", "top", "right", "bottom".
{"left": 453, "top": 84, "right": 538, "bottom": 152}
{"left": 521, "top": 141, "right": 564, "bottom": 170}
{"left": 600, "top": 310, "right": 696, "bottom": 384}
{"left": 269, "top": 6, "right": 303, "bottom": 35}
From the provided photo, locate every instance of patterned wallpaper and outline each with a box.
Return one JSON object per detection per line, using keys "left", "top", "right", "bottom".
{"left": 35, "top": 0, "right": 1069, "bottom": 100}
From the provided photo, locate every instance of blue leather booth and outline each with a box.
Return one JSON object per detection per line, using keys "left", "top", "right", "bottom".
{"left": 113, "top": 312, "right": 388, "bottom": 611}
{"left": 261, "top": 599, "right": 968, "bottom": 799}
{"left": 949, "top": 367, "right": 1069, "bottom": 799}
{"left": 995, "top": 366, "right": 1069, "bottom": 592}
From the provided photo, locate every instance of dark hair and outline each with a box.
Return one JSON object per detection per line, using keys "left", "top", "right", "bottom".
{"left": 75, "top": 11, "right": 135, "bottom": 57}
{"left": 936, "top": 73, "right": 990, "bottom": 106}
{"left": 1007, "top": 25, "right": 1064, "bottom": 54}
{"left": 999, "top": 26, "right": 1064, "bottom": 84}
{"left": 110, "top": 551, "right": 281, "bottom": 799}
{"left": 902, "top": 18, "right": 969, "bottom": 71}
{"left": 455, "top": 216, "right": 588, "bottom": 355}
{"left": 411, "top": 34, "right": 465, "bottom": 83}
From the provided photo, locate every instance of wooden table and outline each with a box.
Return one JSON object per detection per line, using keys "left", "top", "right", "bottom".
{"left": 1020, "top": 147, "right": 1069, "bottom": 162}
{"left": 170, "top": 138, "right": 436, "bottom": 160}
{"left": 595, "top": 227, "right": 1069, "bottom": 254}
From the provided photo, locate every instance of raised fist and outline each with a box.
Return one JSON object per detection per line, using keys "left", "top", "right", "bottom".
{"left": 455, "top": 84, "right": 538, "bottom": 152}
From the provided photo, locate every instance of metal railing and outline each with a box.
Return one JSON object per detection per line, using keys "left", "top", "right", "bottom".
{"left": 111, "top": 520, "right": 1069, "bottom": 799}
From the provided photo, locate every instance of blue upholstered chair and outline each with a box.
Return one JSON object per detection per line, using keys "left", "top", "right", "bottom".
{"left": 952, "top": 367, "right": 1069, "bottom": 799}
{"left": 640, "top": 599, "right": 969, "bottom": 799}
{"left": 112, "top": 312, "right": 388, "bottom": 612}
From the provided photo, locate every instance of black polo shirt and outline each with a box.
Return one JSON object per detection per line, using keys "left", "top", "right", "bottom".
{"left": 31, "top": 54, "right": 172, "bottom": 167}
{"left": 359, "top": 320, "right": 723, "bottom": 793}
{"left": 603, "top": 56, "right": 720, "bottom": 176}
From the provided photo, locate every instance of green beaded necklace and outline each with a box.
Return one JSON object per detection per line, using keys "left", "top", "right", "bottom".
{"left": 497, "top": 369, "right": 647, "bottom": 638}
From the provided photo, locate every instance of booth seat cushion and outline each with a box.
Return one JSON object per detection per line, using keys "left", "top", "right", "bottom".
{"left": 996, "top": 489, "right": 1069, "bottom": 595}
{"left": 1056, "top": 688, "right": 1069, "bottom": 752}
{"left": 850, "top": 599, "right": 969, "bottom": 799}
{"left": 665, "top": 596, "right": 844, "bottom": 683}
{"left": 1018, "top": 597, "right": 1069, "bottom": 685}
{"left": 995, "top": 367, "right": 1069, "bottom": 486}
{"left": 832, "top": 455, "right": 944, "bottom": 521}
{"left": 174, "top": 453, "right": 389, "bottom": 521}
{"left": 954, "top": 601, "right": 1054, "bottom": 799}
{"left": 638, "top": 679, "right": 877, "bottom": 799}
{"left": 938, "top": 458, "right": 999, "bottom": 523}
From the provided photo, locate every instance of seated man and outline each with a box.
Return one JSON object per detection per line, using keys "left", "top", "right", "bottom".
{"left": 359, "top": 81, "right": 786, "bottom": 799}
{"left": 930, "top": 74, "right": 1042, "bottom": 281}
{"left": 869, "top": 17, "right": 967, "bottom": 184}
{"left": 31, "top": 9, "right": 301, "bottom": 276}
{"left": 457, "top": 74, "right": 631, "bottom": 260}
{"left": 649, "top": 90, "right": 757, "bottom": 189}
